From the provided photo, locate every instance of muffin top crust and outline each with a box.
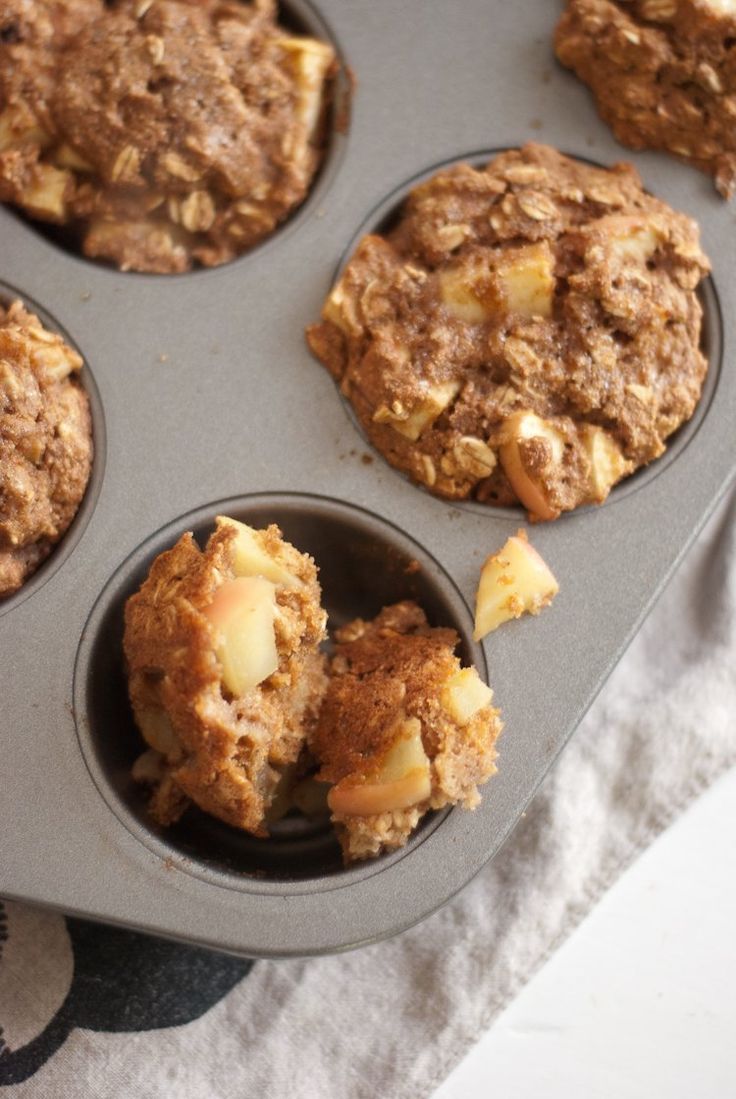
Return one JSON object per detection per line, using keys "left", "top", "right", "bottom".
{"left": 0, "top": 0, "right": 336, "bottom": 272}
{"left": 307, "top": 144, "right": 710, "bottom": 521}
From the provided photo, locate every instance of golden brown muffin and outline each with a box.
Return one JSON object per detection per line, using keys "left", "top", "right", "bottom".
{"left": 124, "top": 517, "right": 328, "bottom": 834}
{"left": 307, "top": 144, "right": 710, "bottom": 521}
{"left": 311, "top": 602, "right": 502, "bottom": 863}
{"left": 0, "top": 0, "right": 335, "bottom": 272}
{"left": 0, "top": 300, "right": 92, "bottom": 597}
{"left": 556, "top": 0, "right": 736, "bottom": 199}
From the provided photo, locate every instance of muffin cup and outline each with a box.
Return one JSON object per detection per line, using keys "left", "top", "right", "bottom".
{"left": 74, "top": 493, "right": 484, "bottom": 889}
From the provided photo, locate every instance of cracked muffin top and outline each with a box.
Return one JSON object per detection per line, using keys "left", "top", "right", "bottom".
{"left": 0, "top": 0, "right": 335, "bottom": 272}
{"left": 307, "top": 144, "right": 710, "bottom": 521}
{"left": 124, "top": 516, "right": 327, "bottom": 834}
{"left": 311, "top": 601, "right": 502, "bottom": 863}
{"left": 556, "top": 0, "right": 736, "bottom": 199}
{"left": 0, "top": 300, "right": 92, "bottom": 597}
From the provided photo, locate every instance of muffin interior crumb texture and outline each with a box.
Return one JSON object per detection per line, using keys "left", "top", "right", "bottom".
{"left": 307, "top": 143, "right": 710, "bottom": 521}
{"left": 556, "top": 0, "right": 736, "bottom": 199}
{"left": 0, "top": 0, "right": 336, "bottom": 272}
{"left": 0, "top": 300, "right": 92, "bottom": 597}
{"left": 124, "top": 517, "right": 328, "bottom": 834}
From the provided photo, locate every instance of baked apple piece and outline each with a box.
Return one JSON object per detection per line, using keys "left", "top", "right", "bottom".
{"left": 499, "top": 410, "right": 568, "bottom": 522}
{"left": 474, "top": 530, "right": 559, "bottom": 641}
{"left": 440, "top": 242, "right": 556, "bottom": 324}
{"left": 203, "top": 576, "right": 279, "bottom": 697}
{"left": 328, "top": 716, "right": 432, "bottom": 817}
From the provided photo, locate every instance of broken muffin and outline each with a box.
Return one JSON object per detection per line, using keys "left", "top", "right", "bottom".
{"left": 307, "top": 144, "right": 710, "bottom": 521}
{"left": 0, "top": 300, "right": 93, "bottom": 597}
{"left": 310, "top": 601, "right": 502, "bottom": 863}
{"left": 0, "top": 0, "right": 335, "bottom": 272}
{"left": 556, "top": 0, "right": 736, "bottom": 199}
{"left": 123, "top": 516, "right": 327, "bottom": 833}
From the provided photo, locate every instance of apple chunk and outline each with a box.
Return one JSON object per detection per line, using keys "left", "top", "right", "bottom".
{"left": 499, "top": 410, "right": 566, "bottom": 521}
{"left": 215, "top": 516, "right": 299, "bottom": 588}
{"left": 22, "top": 164, "right": 71, "bottom": 222}
{"left": 439, "top": 242, "right": 555, "bottom": 324}
{"left": 439, "top": 262, "right": 489, "bottom": 323}
{"left": 137, "top": 708, "right": 180, "bottom": 758}
{"left": 275, "top": 37, "right": 335, "bottom": 139}
{"left": 474, "top": 530, "right": 559, "bottom": 640}
{"left": 497, "top": 242, "right": 555, "bottom": 319}
{"left": 204, "top": 576, "right": 279, "bottom": 696}
{"left": 442, "top": 667, "right": 493, "bottom": 724}
{"left": 373, "top": 379, "right": 461, "bottom": 441}
{"left": 328, "top": 717, "right": 432, "bottom": 816}
{"left": 608, "top": 221, "right": 664, "bottom": 266}
{"left": 581, "top": 425, "right": 632, "bottom": 502}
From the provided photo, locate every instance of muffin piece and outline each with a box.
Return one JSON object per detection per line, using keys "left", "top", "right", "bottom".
{"left": 0, "top": 0, "right": 335, "bottom": 272}
{"left": 556, "top": 0, "right": 736, "bottom": 199}
{"left": 124, "top": 517, "right": 328, "bottom": 834}
{"left": 307, "top": 145, "right": 710, "bottom": 521}
{"left": 310, "top": 602, "right": 502, "bottom": 863}
{"left": 0, "top": 300, "right": 92, "bottom": 597}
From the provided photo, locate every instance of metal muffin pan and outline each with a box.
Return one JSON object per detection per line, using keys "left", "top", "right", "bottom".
{"left": 1, "top": 0, "right": 735, "bottom": 958}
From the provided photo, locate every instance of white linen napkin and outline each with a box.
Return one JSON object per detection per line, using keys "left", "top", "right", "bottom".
{"left": 2, "top": 488, "right": 734, "bottom": 1098}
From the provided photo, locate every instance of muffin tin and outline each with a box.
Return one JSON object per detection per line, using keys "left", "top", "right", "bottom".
{"left": 1, "top": 0, "right": 734, "bottom": 958}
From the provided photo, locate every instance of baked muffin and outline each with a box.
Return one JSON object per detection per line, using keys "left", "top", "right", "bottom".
{"left": 0, "top": 0, "right": 335, "bottom": 272}
{"left": 124, "top": 516, "right": 328, "bottom": 833}
{"left": 0, "top": 300, "right": 92, "bottom": 597}
{"left": 310, "top": 602, "right": 502, "bottom": 863}
{"left": 307, "top": 144, "right": 710, "bottom": 521}
{"left": 556, "top": 0, "right": 736, "bottom": 199}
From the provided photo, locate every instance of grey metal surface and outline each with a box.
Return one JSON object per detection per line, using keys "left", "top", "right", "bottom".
{"left": 0, "top": 0, "right": 734, "bottom": 958}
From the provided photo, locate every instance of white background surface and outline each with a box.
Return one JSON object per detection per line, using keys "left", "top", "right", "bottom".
{"left": 434, "top": 765, "right": 736, "bottom": 1099}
